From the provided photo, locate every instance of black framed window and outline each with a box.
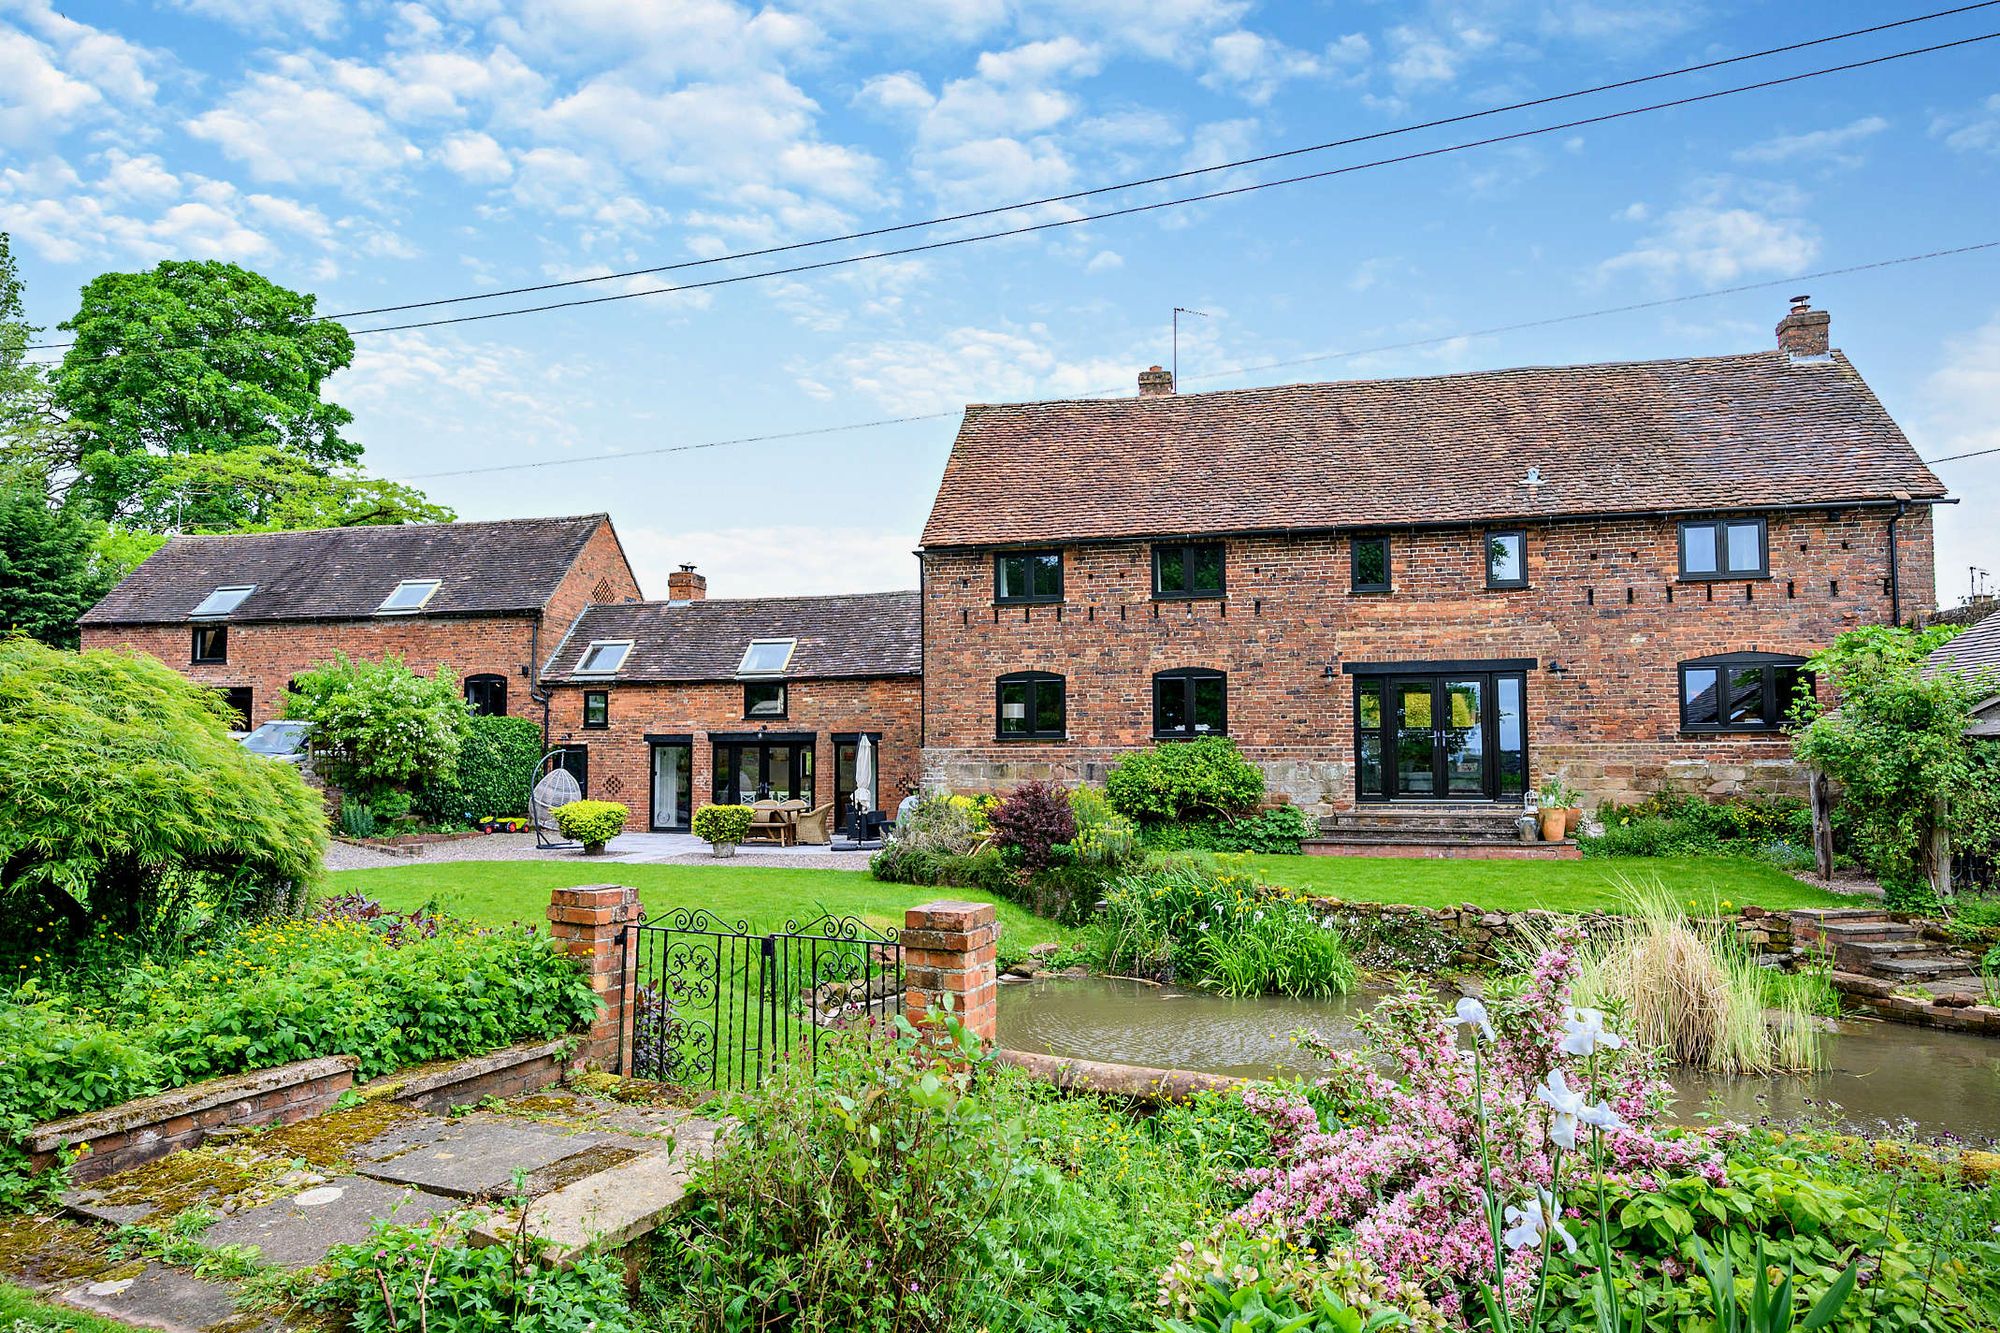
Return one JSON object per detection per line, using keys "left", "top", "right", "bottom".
{"left": 1351, "top": 535, "right": 1390, "bottom": 592}
{"left": 583, "top": 689, "right": 609, "bottom": 729}
{"left": 1679, "top": 518, "right": 1768, "bottom": 579}
{"left": 996, "top": 671, "right": 1065, "bottom": 739}
{"left": 1485, "top": 531, "right": 1526, "bottom": 589}
{"left": 1154, "top": 668, "right": 1226, "bottom": 738}
{"left": 995, "top": 550, "right": 1063, "bottom": 603}
{"left": 550, "top": 744, "right": 588, "bottom": 795}
{"left": 464, "top": 673, "right": 507, "bottom": 717}
{"left": 1152, "top": 543, "right": 1225, "bottom": 599}
{"left": 218, "top": 686, "right": 252, "bottom": 730}
{"left": 1678, "top": 653, "right": 1808, "bottom": 732}
{"left": 191, "top": 625, "right": 227, "bottom": 664}
{"left": 744, "top": 682, "right": 787, "bottom": 719}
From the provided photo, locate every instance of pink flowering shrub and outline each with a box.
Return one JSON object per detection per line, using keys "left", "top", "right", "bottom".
{"left": 1232, "top": 927, "right": 1723, "bottom": 1321}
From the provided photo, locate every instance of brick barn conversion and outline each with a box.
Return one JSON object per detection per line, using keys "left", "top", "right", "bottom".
{"left": 916, "top": 300, "right": 1948, "bottom": 834}
{"left": 80, "top": 300, "right": 1950, "bottom": 843}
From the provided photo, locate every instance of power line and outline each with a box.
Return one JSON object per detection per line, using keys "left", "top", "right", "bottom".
{"left": 1924, "top": 444, "right": 2000, "bottom": 464}
{"left": 382, "top": 238, "right": 1999, "bottom": 482}
{"left": 22, "top": 15, "right": 2000, "bottom": 359}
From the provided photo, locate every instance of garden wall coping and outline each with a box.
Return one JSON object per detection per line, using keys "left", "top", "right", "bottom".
{"left": 26, "top": 1056, "right": 358, "bottom": 1155}
{"left": 995, "top": 1047, "right": 1242, "bottom": 1103}
{"left": 363, "top": 1039, "right": 572, "bottom": 1111}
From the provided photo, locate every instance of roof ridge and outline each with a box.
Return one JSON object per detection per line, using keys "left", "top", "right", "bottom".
{"left": 595, "top": 589, "right": 920, "bottom": 610}
{"left": 158, "top": 513, "right": 610, "bottom": 543}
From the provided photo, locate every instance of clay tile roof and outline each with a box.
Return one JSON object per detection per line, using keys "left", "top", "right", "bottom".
{"left": 542, "top": 591, "right": 921, "bottom": 683}
{"left": 1929, "top": 610, "right": 2000, "bottom": 683}
{"left": 80, "top": 515, "right": 611, "bottom": 625}
{"left": 920, "top": 350, "right": 1946, "bottom": 549}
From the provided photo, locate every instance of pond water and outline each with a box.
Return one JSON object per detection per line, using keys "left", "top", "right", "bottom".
{"left": 997, "top": 976, "right": 2000, "bottom": 1144}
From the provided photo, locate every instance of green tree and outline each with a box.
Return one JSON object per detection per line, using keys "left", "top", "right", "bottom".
{"left": 0, "top": 234, "right": 67, "bottom": 476}
{"left": 1793, "top": 624, "right": 1990, "bottom": 895}
{"left": 284, "top": 653, "right": 468, "bottom": 802}
{"left": 50, "top": 259, "right": 358, "bottom": 524}
{"left": 0, "top": 475, "right": 115, "bottom": 648}
{"left": 0, "top": 637, "right": 326, "bottom": 938}
{"left": 132, "top": 445, "right": 454, "bottom": 533}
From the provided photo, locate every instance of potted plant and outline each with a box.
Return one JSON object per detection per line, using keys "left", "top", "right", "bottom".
{"left": 553, "top": 799, "right": 629, "bottom": 855}
{"left": 692, "top": 803, "right": 755, "bottom": 858}
{"left": 1536, "top": 777, "right": 1570, "bottom": 842}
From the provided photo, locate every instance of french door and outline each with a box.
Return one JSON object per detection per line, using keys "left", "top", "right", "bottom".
{"left": 1356, "top": 670, "right": 1526, "bottom": 801}
{"left": 650, "top": 742, "right": 692, "bottom": 831}
{"left": 711, "top": 735, "right": 815, "bottom": 806}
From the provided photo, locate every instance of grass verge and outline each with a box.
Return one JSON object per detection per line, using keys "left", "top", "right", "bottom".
{"left": 1235, "top": 854, "right": 1853, "bottom": 913}
{"left": 0, "top": 1283, "right": 138, "bottom": 1333}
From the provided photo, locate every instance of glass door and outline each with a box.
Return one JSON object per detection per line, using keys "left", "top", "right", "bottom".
{"left": 650, "top": 743, "right": 691, "bottom": 830}
{"left": 1391, "top": 678, "right": 1437, "bottom": 798}
{"left": 1440, "top": 678, "right": 1486, "bottom": 798}
{"left": 1356, "top": 670, "right": 1529, "bottom": 802}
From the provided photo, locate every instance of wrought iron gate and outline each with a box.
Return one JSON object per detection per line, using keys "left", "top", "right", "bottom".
{"left": 622, "top": 909, "right": 904, "bottom": 1089}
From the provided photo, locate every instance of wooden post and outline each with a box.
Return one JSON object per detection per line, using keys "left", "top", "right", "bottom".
{"left": 1807, "top": 769, "right": 1835, "bottom": 882}
{"left": 1926, "top": 794, "right": 1953, "bottom": 900}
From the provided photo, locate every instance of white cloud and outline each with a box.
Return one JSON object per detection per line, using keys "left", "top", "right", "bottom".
{"left": 1201, "top": 30, "right": 1367, "bottom": 105}
{"left": 1932, "top": 93, "right": 2000, "bottom": 156}
{"left": 1598, "top": 180, "right": 1818, "bottom": 287}
{"left": 1913, "top": 312, "right": 2000, "bottom": 607}
{"left": 1733, "top": 116, "right": 1889, "bottom": 168}
{"left": 0, "top": 3, "right": 157, "bottom": 144}
{"left": 186, "top": 58, "right": 421, "bottom": 188}
{"left": 621, "top": 524, "right": 919, "bottom": 600}
{"left": 806, "top": 322, "right": 1137, "bottom": 414}
{"left": 171, "top": 0, "right": 345, "bottom": 39}
{"left": 1085, "top": 249, "right": 1122, "bottom": 272}
{"left": 438, "top": 130, "right": 513, "bottom": 182}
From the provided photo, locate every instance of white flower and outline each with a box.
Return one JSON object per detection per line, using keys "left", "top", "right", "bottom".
{"left": 1503, "top": 1190, "right": 1578, "bottom": 1255}
{"left": 1558, "top": 1007, "right": 1626, "bottom": 1057}
{"left": 1538, "top": 1068, "right": 1586, "bottom": 1149}
{"left": 1579, "top": 1099, "right": 1626, "bottom": 1135}
{"left": 1446, "top": 996, "right": 1496, "bottom": 1044}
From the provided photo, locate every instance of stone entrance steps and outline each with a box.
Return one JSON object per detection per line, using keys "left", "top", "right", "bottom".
{"left": 1790, "top": 908, "right": 1978, "bottom": 985}
{"left": 1308, "top": 804, "right": 1579, "bottom": 861}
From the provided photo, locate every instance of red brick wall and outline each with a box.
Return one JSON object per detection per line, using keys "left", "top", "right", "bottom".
{"left": 544, "top": 676, "right": 923, "bottom": 825}
{"left": 920, "top": 506, "right": 1936, "bottom": 811}
{"left": 544, "top": 518, "right": 645, "bottom": 634}
{"left": 81, "top": 614, "right": 542, "bottom": 730}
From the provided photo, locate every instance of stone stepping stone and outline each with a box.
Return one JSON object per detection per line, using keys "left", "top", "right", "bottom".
{"left": 472, "top": 1123, "right": 724, "bottom": 1263}
{"left": 199, "top": 1175, "right": 457, "bottom": 1267}
{"left": 57, "top": 1262, "right": 244, "bottom": 1333}
{"left": 356, "top": 1123, "right": 631, "bottom": 1199}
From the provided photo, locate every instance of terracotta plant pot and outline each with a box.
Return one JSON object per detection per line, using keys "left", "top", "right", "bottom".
{"left": 1564, "top": 806, "right": 1583, "bottom": 836}
{"left": 1540, "top": 809, "right": 1568, "bottom": 842}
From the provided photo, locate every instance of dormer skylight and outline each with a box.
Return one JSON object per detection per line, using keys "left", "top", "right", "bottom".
{"left": 575, "top": 640, "right": 633, "bottom": 676}
{"left": 189, "top": 585, "right": 255, "bottom": 619}
{"left": 737, "top": 638, "right": 796, "bottom": 677}
{"left": 376, "top": 578, "right": 442, "bottom": 614}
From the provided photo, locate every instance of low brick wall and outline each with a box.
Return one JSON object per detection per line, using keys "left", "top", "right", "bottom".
{"left": 1305, "top": 898, "right": 1795, "bottom": 971}
{"left": 366, "top": 1039, "right": 572, "bottom": 1112}
{"left": 1828, "top": 973, "right": 2000, "bottom": 1035}
{"left": 27, "top": 1056, "right": 358, "bottom": 1183}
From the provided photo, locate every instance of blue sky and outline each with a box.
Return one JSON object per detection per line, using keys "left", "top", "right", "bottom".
{"left": 3, "top": 0, "right": 1997, "bottom": 604}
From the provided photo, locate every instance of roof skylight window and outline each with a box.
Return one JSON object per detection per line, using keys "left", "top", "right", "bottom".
{"left": 189, "top": 585, "right": 255, "bottom": 619}
{"left": 576, "top": 640, "right": 633, "bottom": 675}
{"left": 376, "top": 578, "right": 443, "bottom": 613}
{"left": 737, "top": 639, "right": 796, "bottom": 676}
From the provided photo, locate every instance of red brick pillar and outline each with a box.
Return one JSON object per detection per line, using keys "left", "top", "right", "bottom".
{"left": 546, "top": 884, "right": 640, "bottom": 1071}
{"left": 902, "top": 900, "right": 998, "bottom": 1044}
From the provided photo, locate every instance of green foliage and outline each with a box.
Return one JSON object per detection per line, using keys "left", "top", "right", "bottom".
{"left": 0, "top": 906, "right": 596, "bottom": 1206}
{"left": 317, "top": 1216, "right": 632, "bottom": 1333}
{"left": 1095, "top": 858, "right": 1357, "bottom": 998}
{"left": 1068, "top": 784, "right": 1140, "bottom": 865}
{"left": 888, "top": 794, "right": 990, "bottom": 856}
{"left": 131, "top": 445, "right": 452, "bottom": 534}
{"left": 552, "top": 799, "right": 627, "bottom": 851}
{"left": 284, "top": 652, "right": 467, "bottom": 802}
{"left": 335, "top": 795, "right": 377, "bottom": 839}
{"left": 1105, "top": 736, "right": 1266, "bottom": 823}
{"left": 869, "top": 842, "right": 1014, "bottom": 895}
{"left": 440, "top": 714, "right": 544, "bottom": 820}
{"left": 369, "top": 789, "right": 411, "bottom": 825}
{"left": 0, "top": 479, "right": 114, "bottom": 649}
{"left": 0, "top": 637, "right": 326, "bottom": 941}
{"left": 1140, "top": 806, "right": 1317, "bottom": 855}
{"left": 50, "top": 259, "right": 360, "bottom": 525}
{"left": 1793, "top": 624, "right": 1989, "bottom": 888}
{"left": 1582, "top": 793, "right": 1815, "bottom": 870}
{"left": 691, "top": 803, "right": 754, "bottom": 846}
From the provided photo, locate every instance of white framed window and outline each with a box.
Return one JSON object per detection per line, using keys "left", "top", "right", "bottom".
{"left": 575, "top": 640, "right": 633, "bottom": 676}
{"left": 189, "top": 585, "right": 255, "bottom": 619}
{"left": 737, "top": 638, "right": 796, "bottom": 677}
{"left": 376, "top": 578, "right": 443, "bottom": 614}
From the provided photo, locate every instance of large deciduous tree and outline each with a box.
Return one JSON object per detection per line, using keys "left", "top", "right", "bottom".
{"left": 51, "top": 259, "right": 359, "bottom": 525}
{"left": 0, "top": 637, "right": 326, "bottom": 939}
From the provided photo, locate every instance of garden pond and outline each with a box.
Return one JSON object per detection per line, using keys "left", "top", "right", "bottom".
{"left": 997, "top": 975, "right": 2000, "bottom": 1143}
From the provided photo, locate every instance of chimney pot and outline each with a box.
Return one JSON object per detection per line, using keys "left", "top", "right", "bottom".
{"left": 1776, "top": 297, "right": 1830, "bottom": 360}
{"left": 1138, "top": 364, "right": 1174, "bottom": 396}
{"left": 667, "top": 564, "right": 708, "bottom": 602}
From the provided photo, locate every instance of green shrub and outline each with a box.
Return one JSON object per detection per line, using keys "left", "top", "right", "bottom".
{"left": 552, "top": 799, "right": 626, "bottom": 852}
{"left": 869, "top": 843, "right": 1012, "bottom": 895}
{"left": 1581, "top": 792, "right": 1815, "bottom": 869}
{"left": 1095, "top": 859, "right": 1355, "bottom": 998}
{"left": 368, "top": 789, "right": 411, "bottom": 825}
{"left": 690, "top": 803, "right": 753, "bottom": 846}
{"left": 317, "top": 1217, "right": 632, "bottom": 1333}
{"left": 1139, "top": 806, "right": 1316, "bottom": 855}
{"left": 1104, "top": 736, "right": 1265, "bottom": 824}
{"left": 891, "top": 795, "right": 989, "bottom": 856}
{"left": 284, "top": 653, "right": 467, "bottom": 804}
{"left": 335, "top": 795, "right": 377, "bottom": 839}
{"left": 0, "top": 638, "right": 326, "bottom": 944}
{"left": 453, "top": 715, "right": 544, "bottom": 819}
{"left": 1067, "top": 785, "right": 1139, "bottom": 866}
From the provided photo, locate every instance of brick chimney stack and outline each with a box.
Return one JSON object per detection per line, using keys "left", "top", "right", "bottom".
{"left": 1776, "top": 295, "right": 1831, "bottom": 360}
{"left": 667, "top": 563, "right": 707, "bottom": 602}
{"left": 1138, "top": 364, "right": 1174, "bottom": 396}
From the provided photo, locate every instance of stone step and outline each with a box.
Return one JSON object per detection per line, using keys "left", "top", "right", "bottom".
{"left": 1813, "top": 920, "right": 1918, "bottom": 944}
{"left": 1837, "top": 939, "right": 1930, "bottom": 958}
{"left": 1304, "top": 838, "right": 1581, "bottom": 861}
{"left": 1320, "top": 823, "right": 1528, "bottom": 843}
{"left": 1871, "top": 954, "right": 1977, "bottom": 979}
{"left": 1791, "top": 908, "right": 1894, "bottom": 924}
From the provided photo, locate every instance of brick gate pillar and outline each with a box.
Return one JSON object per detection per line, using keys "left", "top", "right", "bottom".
{"left": 902, "top": 900, "right": 999, "bottom": 1044}
{"left": 546, "top": 884, "right": 640, "bottom": 1071}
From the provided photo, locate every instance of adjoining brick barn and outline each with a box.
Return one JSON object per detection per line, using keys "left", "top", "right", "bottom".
{"left": 916, "top": 300, "right": 1947, "bottom": 820}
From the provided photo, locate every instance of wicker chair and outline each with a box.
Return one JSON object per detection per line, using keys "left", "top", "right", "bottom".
{"left": 795, "top": 803, "right": 834, "bottom": 846}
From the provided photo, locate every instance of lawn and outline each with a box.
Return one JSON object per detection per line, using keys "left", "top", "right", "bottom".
{"left": 335, "top": 853, "right": 1855, "bottom": 935}
{"left": 1236, "top": 854, "right": 1855, "bottom": 913}
{"left": 0, "top": 1283, "right": 135, "bottom": 1333}
{"left": 334, "top": 860, "right": 1078, "bottom": 945}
